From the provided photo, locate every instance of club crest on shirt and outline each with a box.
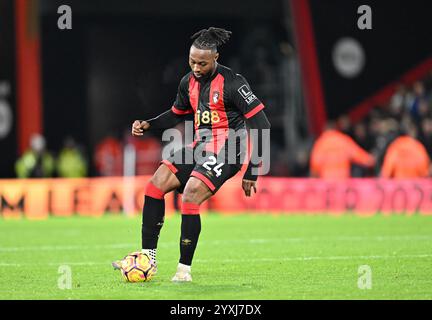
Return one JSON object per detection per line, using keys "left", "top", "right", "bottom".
{"left": 212, "top": 91, "right": 220, "bottom": 104}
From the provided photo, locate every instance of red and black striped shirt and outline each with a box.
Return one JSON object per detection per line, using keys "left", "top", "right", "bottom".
{"left": 171, "top": 64, "right": 265, "bottom": 153}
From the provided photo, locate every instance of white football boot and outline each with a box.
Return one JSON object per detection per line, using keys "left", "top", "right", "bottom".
{"left": 171, "top": 263, "right": 192, "bottom": 282}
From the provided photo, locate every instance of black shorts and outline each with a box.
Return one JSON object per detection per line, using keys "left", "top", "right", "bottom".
{"left": 161, "top": 143, "right": 244, "bottom": 194}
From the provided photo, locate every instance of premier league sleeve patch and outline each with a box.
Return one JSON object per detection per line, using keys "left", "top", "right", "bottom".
{"left": 237, "top": 85, "right": 257, "bottom": 105}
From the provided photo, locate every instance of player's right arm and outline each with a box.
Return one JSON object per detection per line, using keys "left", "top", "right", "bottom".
{"left": 131, "top": 120, "right": 150, "bottom": 136}
{"left": 132, "top": 74, "right": 193, "bottom": 136}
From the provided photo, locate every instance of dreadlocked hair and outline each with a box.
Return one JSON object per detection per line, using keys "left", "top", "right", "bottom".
{"left": 191, "top": 27, "right": 232, "bottom": 51}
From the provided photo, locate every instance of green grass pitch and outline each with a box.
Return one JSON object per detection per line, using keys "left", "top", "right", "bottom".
{"left": 0, "top": 213, "right": 431, "bottom": 300}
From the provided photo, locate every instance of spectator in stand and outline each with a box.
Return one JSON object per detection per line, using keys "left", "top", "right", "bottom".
{"left": 409, "top": 81, "right": 429, "bottom": 124}
{"left": 352, "top": 120, "right": 373, "bottom": 151}
{"left": 337, "top": 114, "right": 352, "bottom": 136}
{"left": 290, "top": 147, "right": 310, "bottom": 177}
{"left": 128, "top": 133, "right": 162, "bottom": 176}
{"left": 351, "top": 121, "right": 374, "bottom": 177}
{"left": 369, "top": 114, "right": 400, "bottom": 174}
{"left": 15, "top": 134, "right": 55, "bottom": 178}
{"left": 310, "top": 121, "right": 375, "bottom": 179}
{"left": 420, "top": 117, "right": 432, "bottom": 159}
{"left": 381, "top": 122, "right": 431, "bottom": 178}
{"left": 57, "top": 137, "right": 88, "bottom": 178}
{"left": 389, "top": 85, "right": 409, "bottom": 121}
{"left": 94, "top": 135, "right": 123, "bottom": 176}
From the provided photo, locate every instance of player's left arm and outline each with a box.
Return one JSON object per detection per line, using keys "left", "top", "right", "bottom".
{"left": 230, "top": 74, "right": 271, "bottom": 196}
{"left": 243, "top": 110, "right": 271, "bottom": 196}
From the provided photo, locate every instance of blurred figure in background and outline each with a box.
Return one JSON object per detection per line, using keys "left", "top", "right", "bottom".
{"left": 419, "top": 117, "right": 432, "bottom": 159}
{"left": 94, "top": 135, "right": 123, "bottom": 176}
{"left": 337, "top": 114, "right": 352, "bottom": 136}
{"left": 57, "top": 137, "right": 88, "bottom": 178}
{"left": 408, "top": 81, "right": 429, "bottom": 124}
{"left": 129, "top": 134, "right": 162, "bottom": 176}
{"left": 310, "top": 121, "right": 375, "bottom": 179}
{"left": 290, "top": 147, "right": 310, "bottom": 177}
{"left": 352, "top": 121, "right": 373, "bottom": 151}
{"left": 381, "top": 122, "right": 431, "bottom": 178}
{"left": 373, "top": 116, "right": 401, "bottom": 172}
{"left": 351, "top": 121, "right": 374, "bottom": 177}
{"left": 364, "top": 108, "right": 400, "bottom": 175}
{"left": 389, "top": 85, "right": 408, "bottom": 121}
{"left": 15, "top": 134, "right": 55, "bottom": 178}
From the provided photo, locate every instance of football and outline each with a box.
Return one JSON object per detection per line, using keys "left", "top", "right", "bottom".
{"left": 120, "top": 251, "right": 157, "bottom": 282}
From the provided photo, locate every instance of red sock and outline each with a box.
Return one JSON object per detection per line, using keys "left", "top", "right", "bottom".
{"left": 145, "top": 182, "right": 165, "bottom": 200}
{"left": 181, "top": 202, "right": 200, "bottom": 215}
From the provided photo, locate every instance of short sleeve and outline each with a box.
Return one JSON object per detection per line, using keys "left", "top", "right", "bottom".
{"left": 230, "top": 74, "right": 265, "bottom": 119}
{"left": 171, "top": 75, "right": 194, "bottom": 115}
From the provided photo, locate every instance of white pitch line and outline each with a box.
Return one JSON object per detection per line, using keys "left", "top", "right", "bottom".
{"left": 0, "top": 253, "right": 431, "bottom": 268}
{"left": 195, "top": 253, "right": 432, "bottom": 263}
{"left": 0, "top": 261, "right": 106, "bottom": 267}
{"left": 0, "top": 235, "right": 431, "bottom": 253}
{"left": 0, "top": 243, "right": 137, "bottom": 252}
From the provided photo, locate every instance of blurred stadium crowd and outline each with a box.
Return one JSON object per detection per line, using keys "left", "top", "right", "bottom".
{"left": 286, "top": 74, "right": 432, "bottom": 179}
{"left": 5, "top": 1, "right": 431, "bottom": 181}
{"left": 15, "top": 71, "right": 432, "bottom": 180}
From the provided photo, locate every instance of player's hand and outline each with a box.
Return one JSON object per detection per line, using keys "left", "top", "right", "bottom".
{"left": 242, "top": 179, "right": 257, "bottom": 197}
{"left": 131, "top": 120, "right": 150, "bottom": 136}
